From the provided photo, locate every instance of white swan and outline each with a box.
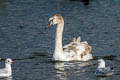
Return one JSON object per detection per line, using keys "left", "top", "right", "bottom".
{"left": 48, "top": 14, "right": 93, "bottom": 61}
{"left": 0, "top": 58, "right": 13, "bottom": 77}
{"left": 95, "top": 59, "right": 114, "bottom": 77}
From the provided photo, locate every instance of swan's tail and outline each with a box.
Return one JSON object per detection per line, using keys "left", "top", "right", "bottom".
{"left": 72, "top": 36, "right": 81, "bottom": 43}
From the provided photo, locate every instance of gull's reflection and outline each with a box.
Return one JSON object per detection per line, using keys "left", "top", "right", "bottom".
{"left": 54, "top": 61, "right": 91, "bottom": 80}
{"left": 97, "top": 77, "right": 107, "bottom": 80}
{"left": 69, "top": 0, "right": 90, "bottom": 6}
{"left": 0, "top": 76, "right": 12, "bottom": 80}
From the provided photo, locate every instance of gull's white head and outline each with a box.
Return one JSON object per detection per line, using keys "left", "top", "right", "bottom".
{"left": 48, "top": 14, "right": 63, "bottom": 26}
{"left": 97, "top": 59, "right": 105, "bottom": 68}
{"left": 5, "top": 58, "right": 13, "bottom": 64}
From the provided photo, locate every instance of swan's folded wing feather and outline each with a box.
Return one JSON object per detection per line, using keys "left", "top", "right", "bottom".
{"left": 63, "top": 43, "right": 72, "bottom": 49}
{"left": 63, "top": 43, "right": 88, "bottom": 59}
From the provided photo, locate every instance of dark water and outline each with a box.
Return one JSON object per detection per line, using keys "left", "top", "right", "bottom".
{"left": 0, "top": 0, "right": 120, "bottom": 80}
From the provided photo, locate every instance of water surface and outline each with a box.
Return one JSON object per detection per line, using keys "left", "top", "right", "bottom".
{"left": 0, "top": 0, "right": 120, "bottom": 80}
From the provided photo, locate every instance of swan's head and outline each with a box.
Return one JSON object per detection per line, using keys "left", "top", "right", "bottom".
{"left": 5, "top": 58, "right": 13, "bottom": 64}
{"left": 97, "top": 59, "right": 105, "bottom": 68}
{"left": 48, "top": 14, "right": 63, "bottom": 26}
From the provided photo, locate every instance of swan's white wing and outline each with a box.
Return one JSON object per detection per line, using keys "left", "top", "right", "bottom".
{"left": 63, "top": 36, "right": 81, "bottom": 49}
{"left": 63, "top": 42, "right": 72, "bottom": 49}
{"left": 63, "top": 42, "right": 92, "bottom": 61}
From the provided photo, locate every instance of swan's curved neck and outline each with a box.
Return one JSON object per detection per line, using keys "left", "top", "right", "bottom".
{"left": 54, "top": 19, "right": 64, "bottom": 54}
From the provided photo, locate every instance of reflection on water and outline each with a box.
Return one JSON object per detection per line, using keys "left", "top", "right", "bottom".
{"left": 0, "top": 76, "right": 12, "bottom": 80}
{"left": 0, "top": 0, "right": 119, "bottom": 80}
{"left": 55, "top": 62, "right": 67, "bottom": 80}
{"left": 54, "top": 61, "right": 91, "bottom": 80}
{"left": 69, "top": 0, "right": 90, "bottom": 5}
{"left": 97, "top": 77, "right": 107, "bottom": 80}
{"left": 54, "top": 60, "right": 120, "bottom": 80}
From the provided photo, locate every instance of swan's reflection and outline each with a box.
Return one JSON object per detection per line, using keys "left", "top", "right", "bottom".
{"left": 54, "top": 61, "right": 91, "bottom": 80}
{"left": 55, "top": 62, "right": 67, "bottom": 80}
{"left": 0, "top": 76, "right": 12, "bottom": 80}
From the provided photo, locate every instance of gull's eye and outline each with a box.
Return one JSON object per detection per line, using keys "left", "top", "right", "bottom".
{"left": 7, "top": 60, "right": 10, "bottom": 62}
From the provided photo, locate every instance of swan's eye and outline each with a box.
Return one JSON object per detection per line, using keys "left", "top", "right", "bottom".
{"left": 51, "top": 18, "right": 55, "bottom": 22}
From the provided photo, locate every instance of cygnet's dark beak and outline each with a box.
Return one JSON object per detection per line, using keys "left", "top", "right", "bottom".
{"left": 45, "top": 19, "right": 54, "bottom": 30}
{"left": 48, "top": 19, "right": 53, "bottom": 27}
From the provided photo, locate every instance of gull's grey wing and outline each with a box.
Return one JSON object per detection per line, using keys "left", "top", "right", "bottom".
{"left": 95, "top": 67, "right": 114, "bottom": 77}
{"left": 0, "top": 68, "right": 8, "bottom": 74}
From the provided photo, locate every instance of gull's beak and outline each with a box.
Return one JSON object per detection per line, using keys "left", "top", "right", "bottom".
{"left": 11, "top": 61, "right": 14, "bottom": 64}
{"left": 91, "top": 62, "right": 99, "bottom": 66}
{"left": 93, "top": 62, "right": 97, "bottom": 65}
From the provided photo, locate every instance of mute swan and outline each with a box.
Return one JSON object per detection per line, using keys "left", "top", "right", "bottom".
{"left": 47, "top": 14, "right": 93, "bottom": 61}
{"left": 0, "top": 58, "right": 13, "bottom": 77}
{"left": 95, "top": 59, "right": 114, "bottom": 77}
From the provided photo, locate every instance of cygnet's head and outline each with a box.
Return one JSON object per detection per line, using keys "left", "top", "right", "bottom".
{"left": 48, "top": 14, "right": 63, "bottom": 26}
{"left": 97, "top": 59, "right": 105, "bottom": 68}
{"left": 5, "top": 58, "right": 13, "bottom": 64}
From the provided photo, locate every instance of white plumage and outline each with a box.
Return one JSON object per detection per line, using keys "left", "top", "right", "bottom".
{"left": 0, "top": 58, "right": 13, "bottom": 77}
{"left": 48, "top": 14, "right": 93, "bottom": 61}
{"left": 95, "top": 59, "right": 114, "bottom": 77}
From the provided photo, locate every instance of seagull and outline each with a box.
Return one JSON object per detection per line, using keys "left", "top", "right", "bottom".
{"left": 95, "top": 59, "right": 114, "bottom": 77}
{"left": 0, "top": 58, "right": 13, "bottom": 77}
